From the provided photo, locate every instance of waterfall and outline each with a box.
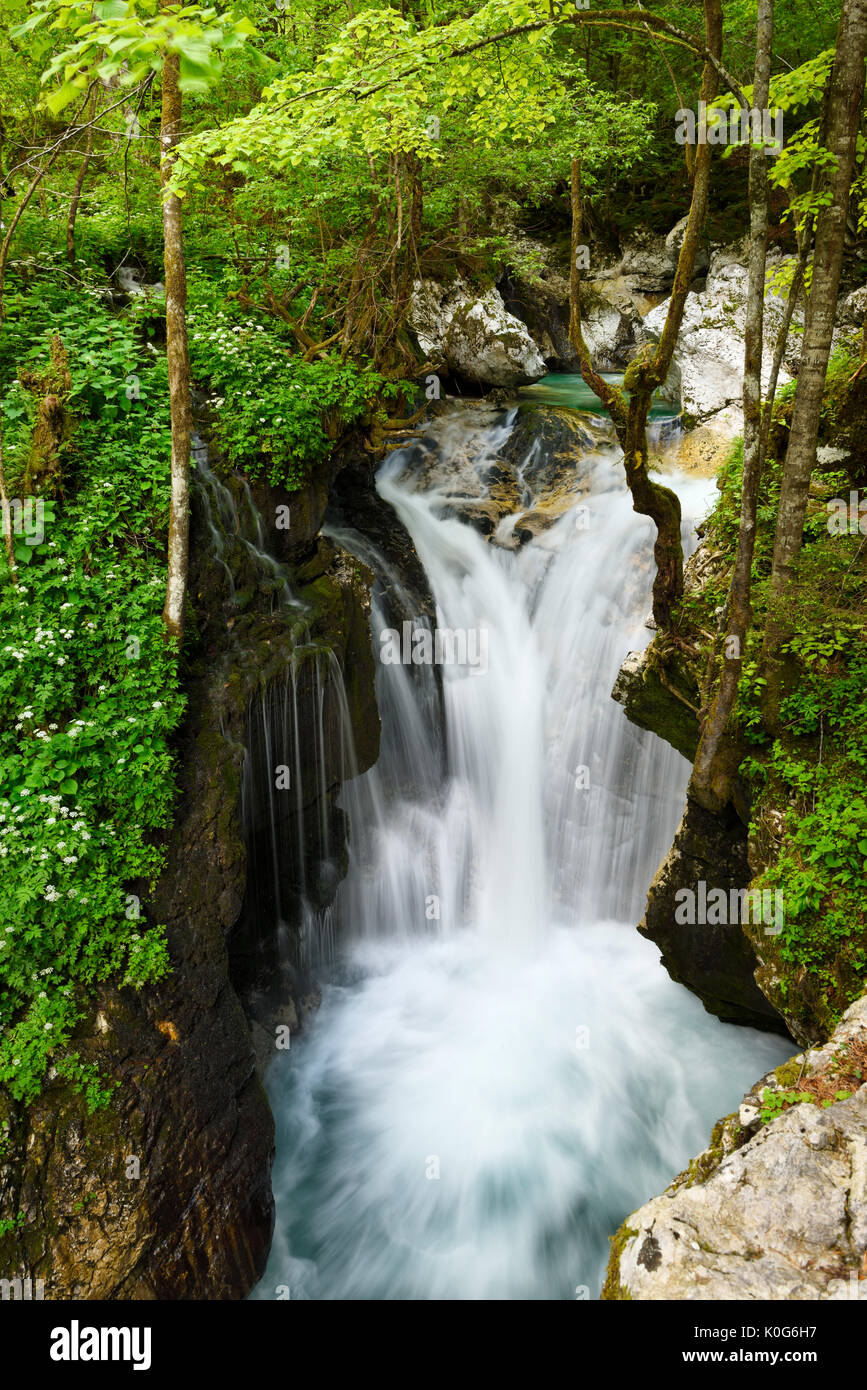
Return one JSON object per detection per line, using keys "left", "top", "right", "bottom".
{"left": 191, "top": 430, "right": 362, "bottom": 995}
{"left": 252, "top": 403, "right": 789, "bottom": 1301}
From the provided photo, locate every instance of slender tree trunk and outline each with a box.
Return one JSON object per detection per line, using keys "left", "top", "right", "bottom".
{"left": 767, "top": 0, "right": 867, "bottom": 597}
{"left": 1, "top": 147, "right": 62, "bottom": 583}
{"left": 689, "top": 0, "right": 775, "bottom": 815}
{"left": 160, "top": 50, "right": 192, "bottom": 643}
{"left": 0, "top": 429, "right": 17, "bottom": 583}
{"left": 66, "top": 91, "right": 96, "bottom": 266}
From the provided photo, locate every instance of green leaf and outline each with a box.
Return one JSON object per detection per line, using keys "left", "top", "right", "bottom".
{"left": 45, "top": 79, "right": 87, "bottom": 115}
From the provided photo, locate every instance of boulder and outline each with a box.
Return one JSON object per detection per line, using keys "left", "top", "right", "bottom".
{"left": 637, "top": 794, "right": 787, "bottom": 1031}
{"left": 400, "top": 400, "right": 601, "bottom": 546}
{"left": 604, "top": 993, "right": 867, "bottom": 1301}
{"left": 839, "top": 284, "right": 867, "bottom": 327}
{"left": 500, "top": 236, "right": 650, "bottom": 371}
{"left": 408, "top": 279, "right": 546, "bottom": 387}
{"left": 592, "top": 217, "right": 709, "bottom": 307}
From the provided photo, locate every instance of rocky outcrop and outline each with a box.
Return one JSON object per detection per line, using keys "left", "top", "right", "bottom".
{"left": 638, "top": 796, "right": 786, "bottom": 1032}
{"left": 324, "top": 438, "right": 437, "bottom": 627}
{"left": 619, "top": 218, "right": 709, "bottom": 297}
{"left": 611, "top": 539, "right": 787, "bottom": 1035}
{"left": 400, "top": 399, "right": 603, "bottom": 546}
{"left": 0, "top": 612, "right": 275, "bottom": 1299}
{"left": 408, "top": 279, "right": 546, "bottom": 387}
{"left": 603, "top": 994, "right": 867, "bottom": 1300}
{"left": 641, "top": 245, "right": 801, "bottom": 434}
{"left": 611, "top": 645, "right": 700, "bottom": 764}
{"left": 501, "top": 234, "right": 655, "bottom": 373}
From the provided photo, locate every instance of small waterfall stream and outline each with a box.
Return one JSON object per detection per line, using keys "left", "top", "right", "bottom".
{"left": 251, "top": 402, "right": 790, "bottom": 1301}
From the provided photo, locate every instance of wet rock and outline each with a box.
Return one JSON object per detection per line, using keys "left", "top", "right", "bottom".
{"left": 401, "top": 402, "right": 601, "bottom": 547}
{"left": 638, "top": 795, "right": 787, "bottom": 1032}
{"left": 0, "top": 444, "right": 385, "bottom": 1300}
{"left": 0, "top": 637, "right": 275, "bottom": 1299}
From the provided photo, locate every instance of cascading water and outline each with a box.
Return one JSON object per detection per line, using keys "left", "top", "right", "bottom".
{"left": 252, "top": 400, "right": 791, "bottom": 1301}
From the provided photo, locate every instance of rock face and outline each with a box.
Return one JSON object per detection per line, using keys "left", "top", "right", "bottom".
{"left": 408, "top": 279, "right": 546, "bottom": 387}
{"left": 642, "top": 246, "right": 799, "bottom": 433}
{"left": 639, "top": 796, "right": 786, "bottom": 1032}
{"left": 611, "top": 541, "right": 787, "bottom": 1035}
{"left": 501, "top": 235, "right": 654, "bottom": 373}
{"left": 839, "top": 284, "right": 867, "bottom": 327}
{"left": 0, "top": 624, "right": 275, "bottom": 1299}
{"left": 610, "top": 645, "right": 700, "bottom": 764}
{"left": 604, "top": 994, "right": 867, "bottom": 1301}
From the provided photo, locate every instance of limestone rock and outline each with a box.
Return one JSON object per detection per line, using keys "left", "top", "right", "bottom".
{"left": 408, "top": 279, "right": 546, "bottom": 387}
{"left": 642, "top": 248, "right": 800, "bottom": 433}
{"left": 638, "top": 795, "right": 787, "bottom": 1032}
{"left": 399, "top": 400, "right": 601, "bottom": 547}
{"left": 604, "top": 994, "right": 867, "bottom": 1301}
{"left": 839, "top": 284, "right": 867, "bottom": 327}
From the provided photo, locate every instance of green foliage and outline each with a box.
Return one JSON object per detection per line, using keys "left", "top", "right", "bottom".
{"left": 759, "top": 1086, "right": 814, "bottom": 1124}
{"left": 0, "top": 1211, "right": 26, "bottom": 1238}
{"left": 692, "top": 378, "right": 867, "bottom": 1029}
{"left": 760, "top": 1083, "right": 854, "bottom": 1124}
{"left": 16, "top": 0, "right": 256, "bottom": 112}
{"left": 187, "top": 277, "right": 401, "bottom": 487}
{"left": 0, "top": 286, "right": 183, "bottom": 1106}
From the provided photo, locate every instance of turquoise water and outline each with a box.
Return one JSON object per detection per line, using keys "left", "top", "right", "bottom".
{"left": 518, "top": 372, "right": 679, "bottom": 421}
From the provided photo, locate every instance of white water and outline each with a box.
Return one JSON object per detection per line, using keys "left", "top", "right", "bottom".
{"left": 252, "top": 407, "right": 790, "bottom": 1301}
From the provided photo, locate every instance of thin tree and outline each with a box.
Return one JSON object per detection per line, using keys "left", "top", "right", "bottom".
{"left": 762, "top": 0, "right": 867, "bottom": 715}
{"left": 159, "top": 48, "right": 192, "bottom": 643}
{"left": 568, "top": 0, "right": 724, "bottom": 630}
{"left": 689, "top": 0, "right": 776, "bottom": 814}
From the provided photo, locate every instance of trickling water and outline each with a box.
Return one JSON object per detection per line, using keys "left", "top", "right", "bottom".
{"left": 252, "top": 405, "right": 790, "bottom": 1301}
{"left": 192, "top": 432, "right": 303, "bottom": 613}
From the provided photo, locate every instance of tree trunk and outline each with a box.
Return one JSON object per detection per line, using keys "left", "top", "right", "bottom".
{"left": 689, "top": 0, "right": 775, "bottom": 815}
{"left": 0, "top": 148, "right": 61, "bottom": 329}
{"left": 0, "top": 429, "right": 17, "bottom": 583}
{"left": 767, "top": 0, "right": 867, "bottom": 597}
{"left": 160, "top": 50, "right": 192, "bottom": 644}
{"left": 66, "top": 91, "right": 96, "bottom": 266}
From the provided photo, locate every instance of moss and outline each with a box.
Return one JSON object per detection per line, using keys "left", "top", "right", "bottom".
{"left": 600, "top": 1223, "right": 638, "bottom": 1301}
{"left": 613, "top": 642, "right": 701, "bottom": 763}
{"left": 773, "top": 1058, "right": 805, "bottom": 1090}
{"left": 670, "top": 1112, "right": 745, "bottom": 1192}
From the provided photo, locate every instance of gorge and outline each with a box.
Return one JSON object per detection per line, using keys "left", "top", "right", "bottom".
{"left": 1, "top": 0, "right": 866, "bottom": 1319}
{"left": 247, "top": 395, "right": 792, "bottom": 1300}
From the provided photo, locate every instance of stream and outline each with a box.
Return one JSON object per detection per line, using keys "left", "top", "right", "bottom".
{"left": 250, "top": 393, "right": 790, "bottom": 1301}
